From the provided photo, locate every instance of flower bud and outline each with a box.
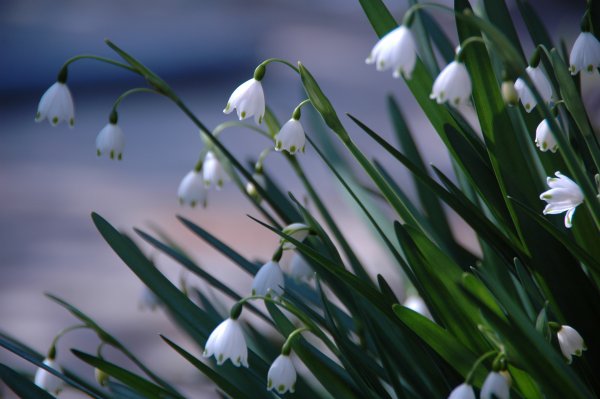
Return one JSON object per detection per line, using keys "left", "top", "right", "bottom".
{"left": 501, "top": 80, "right": 518, "bottom": 106}
{"left": 95, "top": 368, "right": 110, "bottom": 386}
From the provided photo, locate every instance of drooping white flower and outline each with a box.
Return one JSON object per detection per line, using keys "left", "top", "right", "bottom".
{"left": 96, "top": 123, "right": 125, "bottom": 160}
{"left": 267, "top": 354, "right": 297, "bottom": 394}
{"left": 223, "top": 78, "right": 265, "bottom": 124}
{"left": 430, "top": 61, "right": 472, "bottom": 106}
{"left": 403, "top": 295, "right": 432, "bottom": 320}
{"left": 280, "top": 223, "right": 310, "bottom": 250}
{"left": 203, "top": 318, "right": 248, "bottom": 367}
{"left": 366, "top": 25, "right": 417, "bottom": 79}
{"left": 447, "top": 383, "right": 476, "bottom": 399}
{"left": 569, "top": 32, "right": 600, "bottom": 75}
{"left": 289, "top": 253, "right": 315, "bottom": 281}
{"left": 535, "top": 118, "right": 559, "bottom": 153}
{"left": 138, "top": 286, "right": 161, "bottom": 311}
{"left": 514, "top": 66, "right": 553, "bottom": 112}
{"left": 203, "top": 151, "right": 228, "bottom": 189}
{"left": 35, "top": 82, "right": 75, "bottom": 127}
{"left": 540, "top": 172, "right": 584, "bottom": 228}
{"left": 557, "top": 325, "right": 587, "bottom": 363}
{"left": 34, "top": 358, "right": 64, "bottom": 395}
{"left": 177, "top": 170, "right": 207, "bottom": 208}
{"left": 480, "top": 371, "right": 510, "bottom": 399}
{"left": 252, "top": 261, "right": 284, "bottom": 297}
{"left": 246, "top": 173, "right": 266, "bottom": 202}
{"left": 275, "top": 119, "right": 306, "bottom": 155}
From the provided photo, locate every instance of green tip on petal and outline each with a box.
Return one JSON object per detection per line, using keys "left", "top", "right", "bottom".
{"left": 190, "top": 201, "right": 196, "bottom": 208}
{"left": 97, "top": 149, "right": 101, "bottom": 157}
{"left": 542, "top": 194, "right": 552, "bottom": 199}
{"left": 525, "top": 103, "right": 531, "bottom": 110}
{"left": 218, "top": 354, "right": 224, "bottom": 363}
{"left": 69, "top": 118, "right": 75, "bottom": 127}
{"left": 110, "top": 150, "right": 115, "bottom": 160}
{"left": 587, "top": 64, "right": 594, "bottom": 72}
{"left": 267, "top": 379, "right": 273, "bottom": 389}
{"left": 224, "top": 103, "right": 230, "bottom": 112}
{"left": 52, "top": 116, "right": 59, "bottom": 125}
{"left": 290, "top": 145, "right": 296, "bottom": 153}
{"left": 118, "top": 153, "right": 122, "bottom": 161}
{"left": 241, "top": 111, "right": 246, "bottom": 118}
{"left": 277, "top": 385, "right": 285, "bottom": 393}
{"left": 454, "top": 97, "right": 460, "bottom": 105}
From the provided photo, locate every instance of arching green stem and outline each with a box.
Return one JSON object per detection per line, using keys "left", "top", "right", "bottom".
{"left": 465, "top": 350, "right": 497, "bottom": 384}
{"left": 257, "top": 58, "right": 300, "bottom": 75}
{"left": 48, "top": 324, "right": 88, "bottom": 359}
{"left": 212, "top": 121, "right": 272, "bottom": 140}
{"left": 456, "top": 37, "right": 487, "bottom": 62}
{"left": 58, "top": 55, "right": 139, "bottom": 82}
{"left": 110, "top": 87, "right": 161, "bottom": 123}
{"left": 281, "top": 326, "right": 310, "bottom": 355}
{"left": 292, "top": 99, "right": 311, "bottom": 120}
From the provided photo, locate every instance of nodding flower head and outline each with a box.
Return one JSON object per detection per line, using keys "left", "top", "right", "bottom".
{"left": 203, "top": 318, "right": 249, "bottom": 367}
{"left": 267, "top": 354, "right": 297, "bottom": 394}
{"left": 34, "top": 358, "right": 64, "bottom": 395}
{"left": 223, "top": 78, "right": 265, "bottom": 124}
{"left": 252, "top": 261, "right": 285, "bottom": 297}
{"left": 96, "top": 123, "right": 125, "bottom": 160}
{"left": 569, "top": 32, "right": 600, "bottom": 75}
{"left": 540, "top": 172, "right": 584, "bottom": 228}
{"left": 514, "top": 66, "right": 553, "bottom": 113}
{"left": 203, "top": 151, "right": 228, "bottom": 189}
{"left": 275, "top": 119, "right": 306, "bottom": 155}
{"left": 366, "top": 25, "right": 417, "bottom": 79}
{"left": 177, "top": 170, "right": 207, "bottom": 208}
{"left": 35, "top": 82, "right": 75, "bottom": 127}
{"left": 430, "top": 61, "right": 472, "bottom": 106}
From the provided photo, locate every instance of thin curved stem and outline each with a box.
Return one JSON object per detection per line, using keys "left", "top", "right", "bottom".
{"left": 465, "top": 350, "right": 497, "bottom": 384}
{"left": 212, "top": 121, "right": 272, "bottom": 140}
{"left": 60, "top": 55, "right": 139, "bottom": 75}
{"left": 457, "top": 37, "right": 487, "bottom": 61}
{"left": 258, "top": 58, "right": 300, "bottom": 74}
{"left": 110, "top": 88, "right": 161, "bottom": 121}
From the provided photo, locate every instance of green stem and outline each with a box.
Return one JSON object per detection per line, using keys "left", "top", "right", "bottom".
{"left": 292, "top": 99, "right": 311, "bottom": 120}
{"left": 281, "top": 326, "right": 310, "bottom": 355}
{"left": 110, "top": 87, "right": 161, "bottom": 122}
{"left": 465, "top": 350, "right": 497, "bottom": 384}
{"left": 59, "top": 54, "right": 139, "bottom": 77}
{"left": 456, "top": 37, "right": 486, "bottom": 62}
{"left": 258, "top": 58, "right": 300, "bottom": 74}
{"left": 48, "top": 324, "right": 88, "bottom": 358}
{"left": 212, "top": 121, "right": 271, "bottom": 140}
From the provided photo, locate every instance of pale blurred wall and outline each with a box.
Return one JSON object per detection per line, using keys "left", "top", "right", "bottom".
{"left": 0, "top": 0, "right": 585, "bottom": 397}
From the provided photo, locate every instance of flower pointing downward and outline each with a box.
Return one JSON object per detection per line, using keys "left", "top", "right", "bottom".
{"left": 289, "top": 253, "right": 315, "bottom": 282}
{"left": 203, "top": 151, "right": 228, "bottom": 189}
{"left": 96, "top": 123, "right": 125, "bottom": 160}
{"left": 203, "top": 318, "right": 249, "bottom": 367}
{"left": 535, "top": 118, "right": 559, "bottom": 153}
{"left": 514, "top": 66, "right": 553, "bottom": 112}
{"left": 430, "top": 60, "right": 472, "bottom": 106}
{"left": 480, "top": 371, "right": 510, "bottom": 399}
{"left": 557, "top": 325, "right": 587, "bottom": 363}
{"left": 35, "top": 82, "right": 75, "bottom": 127}
{"left": 252, "top": 261, "right": 285, "bottom": 297}
{"left": 447, "top": 383, "right": 476, "bottom": 399}
{"left": 223, "top": 78, "right": 265, "bottom": 124}
{"left": 540, "top": 172, "right": 584, "bottom": 228}
{"left": 569, "top": 32, "right": 600, "bottom": 75}
{"left": 281, "top": 223, "right": 310, "bottom": 250}
{"left": 275, "top": 119, "right": 306, "bottom": 155}
{"left": 177, "top": 170, "right": 207, "bottom": 208}
{"left": 366, "top": 25, "right": 417, "bottom": 79}
{"left": 34, "top": 358, "right": 64, "bottom": 395}
{"left": 267, "top": 354, "right": 297, "bottom": 394}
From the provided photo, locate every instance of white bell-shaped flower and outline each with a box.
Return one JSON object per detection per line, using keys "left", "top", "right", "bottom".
{"left": 403, "top": 295, "right": 432, "bottom": 320}
{"left": 430, "top": 61, "right": 472, "bottom": 106}
{"left": 540, "top": 171, "right": 584, "bottom": 228}
{"left": 480, "top": 371, "right": 510, "bottom": 399}
{"left": 203, "top": 151, "right": 228, "bottom": 189}
{"left": 203, "top": 318, "right": 249, "bottom": 367}
{"left": 535, "top": 119, "right": 559, "bottom": 153}
{"left": 138, "top": 286, "right": 161, "bottom": 311}
{"left": 35, "top": 82, "right": 75, "bottom": 127}
{"left": 96, "top": 123, "right": 125, "bottom": 160}
{"left": 281, "top": 223, "right": 310, "bottom": 250}
{"left": 246, "top": 173, "right": 267, "bottom": 202}
{"left": 447, "top": 383, "right": 476, "bottom": 399}
{"left": 223, "top": 78, "right": 265, "bottom": 124}
{"left": 289, "top": 253, "right": 315, "bottom": 281}
{"left": 267, "top": 354, "right": 297, "bottom": 394}
{"left": 252, "top": 261, "right": 285, "bottom": 297}
{"left": 177, "top": 170, "right": 207, "bottom": 208}
{"left": 569, "top": 32, "right": 600, "bottom": 75}
{"left": 514, "top": 66, "right": 553, "bottom": 112}
{"left": 275, "top": 119, "right": 306, "bottom": 155}
{"left": 366, "top": 25, "right": 417, "bottom": 79}
{"left": 34, "top": 358, "right": 64, "bottom": 395}
{"left": 557, "top": 325, "right": 587, "bottom": 363}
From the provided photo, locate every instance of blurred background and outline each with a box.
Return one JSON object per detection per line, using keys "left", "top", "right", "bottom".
{"left": 0, "top": 0, "right": 591, "bottom": 397}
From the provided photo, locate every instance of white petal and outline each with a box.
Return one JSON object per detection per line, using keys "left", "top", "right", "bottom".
{"left": 557, "top": 325, "right": 586, "bottom": 362}
{"left": 224, "top": 79, "right": 265, "bottom": 124}
{"left": 204, "top": 319, "right": 248, "bottom": 367}
{"left": 430, "top": 61, "right": 471, "bottom": 106}
{"left": 403, "top": 295, "right": 432, "bottom": 320}
{"left": 289, "top": 253, "right": 315, "bottom": 281}
{"left": 36, "top": 82, "right": 75, "bottom": 127}
{"left": 178, "top": 170, "right": 207, "bottom": 207}
{"left": 203, "top": 151, "right": 228, "bottom": 189}
{"left": 275, "top": 119, "right": 306, "bottom": 154}
{"left": 570, "top": 32, "right": 600, "bottom": 75}
{"left": 267, "top": 354, "right": 297, "bottom": 394}
{"left": 96, "top": 123, "right": 125, "bottom": 160}
{"left": 535, "top": 119, "right": 558, "bottom": 153}
{"left": 34, "top": 358, "right": 64, "bottom": 395}
{"left": 252, "top": 261, "right": 285, "bottom": 297}
{"left": 448, "top": 383, "right": 476, "bottom": 399}
{"left": 480, "top": 372, "right": 510, "bottom": 399}
{"left": 367, "top": 25, "right": 417, "bottom": 79}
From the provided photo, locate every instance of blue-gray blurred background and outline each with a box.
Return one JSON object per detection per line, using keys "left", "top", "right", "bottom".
{"left": 0, "top": 0, "right": 591, "bottom": 397}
